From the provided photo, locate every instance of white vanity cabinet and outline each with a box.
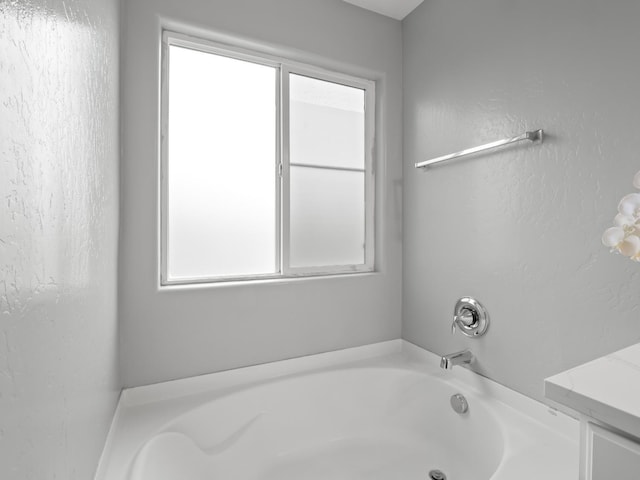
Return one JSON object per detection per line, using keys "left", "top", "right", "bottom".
{"left": 583, "top": 421, "right": 640, "bottom": 480}
{"left": 545, "top": 343, "right": 640, "bottom": 480}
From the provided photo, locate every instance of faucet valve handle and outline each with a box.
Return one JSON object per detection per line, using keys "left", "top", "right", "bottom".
{"left": 455, "top": 307, "right": 476, "bottom": 327}
{"left": 452, "top": 307, "right": 475, "bottom": 334}
{"left": 451, "top": 298, "right": 490, "bottom": 337}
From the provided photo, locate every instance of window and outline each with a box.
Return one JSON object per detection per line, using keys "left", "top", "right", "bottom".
{"left": 160, "top": 32, "right": 375, "bottom": 285}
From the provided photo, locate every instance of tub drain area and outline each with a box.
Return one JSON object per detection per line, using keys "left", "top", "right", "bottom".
{"left": 428, "top": 469, "right": 447, "bottom": 480}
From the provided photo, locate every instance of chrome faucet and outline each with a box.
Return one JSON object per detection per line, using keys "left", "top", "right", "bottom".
{"left": 440, "top": 349, "right": 474, "bottom": 370}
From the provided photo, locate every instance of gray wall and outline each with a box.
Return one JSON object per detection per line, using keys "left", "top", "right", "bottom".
{"left": 120, "top": 0, "right": 403, "bottom": 387}
{"left": 403, "top": 0, "right": 640, "bottom": 402}
{"left": 0, "top": 0, "right": 120, "bottom": 478}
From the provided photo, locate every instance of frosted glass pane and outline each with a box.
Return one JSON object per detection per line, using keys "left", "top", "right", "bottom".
{"left": 166, "top": 45, "right": 277, "bottom": 280}
{"left": 290, "top": 74, "right": 365, "bottom": 170}
{"left": 290, "top": 166, "right": 365, "bottom": 267}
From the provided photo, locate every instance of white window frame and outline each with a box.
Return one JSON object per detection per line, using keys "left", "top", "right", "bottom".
{"left": 160, "top": 30, "right": 376, "bottom": 286}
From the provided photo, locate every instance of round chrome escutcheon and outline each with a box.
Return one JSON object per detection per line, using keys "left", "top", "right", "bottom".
{"left": 453, "top": 297, "right": 489, "bottom": 337}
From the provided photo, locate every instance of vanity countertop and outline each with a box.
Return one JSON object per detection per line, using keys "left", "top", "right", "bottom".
{"left": 545, "top": 343, "right": 640, "bottom": 438}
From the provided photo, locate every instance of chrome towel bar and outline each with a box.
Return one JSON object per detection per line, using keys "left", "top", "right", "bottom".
{"left": 415, "top": 129, "right": 544, "bottom": 169}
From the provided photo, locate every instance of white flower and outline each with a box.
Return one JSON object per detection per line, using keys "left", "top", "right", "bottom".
{"left": 602, "top": 227, "right": 625, "bottom": 247}
{"left": 604, "top": 170, "right": 640, "bottom": 263}
{"left": 618, "top": 193, "right": 640, "bottom": 218}
{"left": 619, "top": 235, "right": 640, "bottom": 257}
{"left": 614, "top": 213, "right": 636, "bottom": 227}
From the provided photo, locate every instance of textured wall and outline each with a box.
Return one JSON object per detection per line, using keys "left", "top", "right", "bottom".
{"left": 0, "top": 0, "right": 120, "bottom": 478}
{"left": 120, "top": 0, "right": 403, "bottom": 387}
{"left": 403, "top": 0, "right": 640, "bottom": 402}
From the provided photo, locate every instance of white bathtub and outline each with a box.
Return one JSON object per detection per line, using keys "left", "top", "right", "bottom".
{"left": 96, "top": 341, "right": 578, "bottom": 480}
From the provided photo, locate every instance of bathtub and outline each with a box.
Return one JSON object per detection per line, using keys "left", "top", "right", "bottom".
{"left": 96, "top": 340, "right": 578, "bottom": 480}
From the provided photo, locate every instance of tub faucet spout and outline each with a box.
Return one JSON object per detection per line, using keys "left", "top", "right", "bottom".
{"left": 440, "top": 349, "right": 474, "bottom": 370}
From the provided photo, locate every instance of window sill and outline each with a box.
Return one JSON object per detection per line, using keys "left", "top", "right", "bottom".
{"left": 158, "top": 269, "right": 379, "bottom": 291}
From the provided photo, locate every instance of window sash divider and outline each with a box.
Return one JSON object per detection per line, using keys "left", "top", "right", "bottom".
{"left": 274, "top": 65, "right": 283, "bottom": 275}
{"left": 280, "top": 65, "right": 292, "bottom": 275}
